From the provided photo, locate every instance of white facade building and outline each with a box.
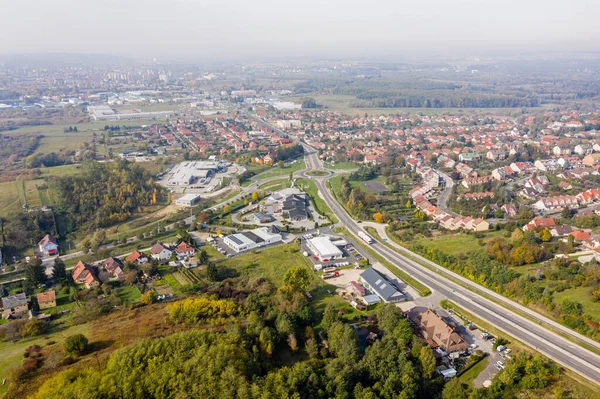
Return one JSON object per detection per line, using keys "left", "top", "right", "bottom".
{"left": 306, "top": 237, "right": 344, "bottom": 261}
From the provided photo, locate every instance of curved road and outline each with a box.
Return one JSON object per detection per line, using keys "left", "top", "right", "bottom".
{"left": 300, "top": 144, "right": 600, "bottom": 386}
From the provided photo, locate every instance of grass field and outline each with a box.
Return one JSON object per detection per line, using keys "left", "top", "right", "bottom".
{"left": 116, "top": 286, "right": 142, "bottom": 303}
{"left": 285, "top": 94, "right": 533, "bottom": 117}
{"left": 554, "top": 286, "right": 600, "bottom": 322}
{"left": 0, "top": 322, "right": 91, "bottom": 396}
{"left": 410, "top": 231, "right": 504, "bottom": 257}
{"left": 305, "top": 170, "right": 330, "bottom": 177}
{"left": 458, "top": 356, "right": 489, "bottom": 386}
{"left": 0, "top": 181, "right": 22, "bottom": 217}
{"left": 258, "top": 178, "right": 291, "bottom": 191}
{"left": 256, "top": 159, "right": 306, "bottom": 180}
{"left": 295, "top": 178, "right": 339, "bottom": 224}
{"left": 323, "top": 161, "right": 358, "bottom": 170}
{"left": 217, "top": 243, "right": 311, "bottom": 287}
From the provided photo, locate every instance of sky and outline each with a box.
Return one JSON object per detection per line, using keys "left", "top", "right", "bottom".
{"left": 2, "top": 0, "right": 599, "bottom": 59}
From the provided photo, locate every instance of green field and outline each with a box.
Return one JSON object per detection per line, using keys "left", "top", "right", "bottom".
{"left": 305, "top": 170, "right": 330, "bottom": 177}
{"left": 410, "top": 231, "right": 504, "bottom": 257}
{"left": 0, "top": 323, "right": 91, "bottom": 396}
{"left": 328, "top": 173, "right": 388, "bottom": 194}
{"left": 285, "top": 94, "right": 532, "bottom": 117}
{"left": 116, "top": 286, "right": 142, "bottom": 303}
{"left": 218, "top": 243, "right": 312, "bottom": 287}
{"left": 0, "top": 181, "right": 22, "bottom": 217}
{"left": 256, "top": 159, "right": 306, "bottom": 180}
{"left": 323, "top": 161, "right": 358, "bottom": 170}
{"left": 295, "top": 178, "right": 338, "bottom": 224}
{"left": 554, "top": 286, "right": 600, "bottom": 322}
{"left": 258, "top": 178, "right": 291, "bottom": 191}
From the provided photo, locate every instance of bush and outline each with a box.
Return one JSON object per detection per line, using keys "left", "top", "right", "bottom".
{"left": 63, "top": 334, "right": 89, "bottom": 356}
{"left": 23, "top": 319, "right": 48, "bottom": 337}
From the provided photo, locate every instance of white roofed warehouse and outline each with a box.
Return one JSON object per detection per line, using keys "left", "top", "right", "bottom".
{"left": 223, "top": 227, "right": 282, "bottom": 253}
{"left": 175, "top": 194, "right": 201, "bottom": 207}
{"left": 306, "top": 236, "right": 343, "bottom": 261}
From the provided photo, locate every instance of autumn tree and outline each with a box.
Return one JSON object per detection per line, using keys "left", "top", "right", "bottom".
{"left": 539, "top": 228, "right": 552, "bottom": 242}
{"left": 419, "top": 346, "right": 436, "bottom": 378}
{"left": 252, "top": 192, "right": 259, "bottom": 202}
{"left": 283, "top": 266, "right": 311, "bottom": 292}
{"left": 63, "top": 334, "right": 89, "bottom": 356}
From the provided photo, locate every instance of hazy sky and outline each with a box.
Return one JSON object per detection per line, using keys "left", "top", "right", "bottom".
{"left": 2, "top": 0, "right": 599, "bottom": 58}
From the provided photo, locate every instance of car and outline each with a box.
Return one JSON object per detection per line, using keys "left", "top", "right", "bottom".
{"left": 504, "top": 348, "right": 512, "bottom": 354}
{"left": 469, "top": 344, "right": 478, "bottom": 350}
{"left": 494, "top": 364, "right": 503, "bottom": 371}
{"left": 496, "top": 361, "right": 505, "bottom": 369}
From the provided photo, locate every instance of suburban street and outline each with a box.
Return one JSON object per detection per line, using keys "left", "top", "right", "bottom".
{"left": 298, "top": 143, "right": 600, "bottom": 385}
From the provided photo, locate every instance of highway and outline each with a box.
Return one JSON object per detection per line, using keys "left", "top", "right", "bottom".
{"left": 299, "top": 144, "right": 600, "bottom": 386}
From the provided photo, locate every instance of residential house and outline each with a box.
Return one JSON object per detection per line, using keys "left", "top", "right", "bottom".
{"left": 551, "top": 225, "right": 575, "bottom": 237}
{"left": 103, "top": 256, "right": 124, "bottom": 278}
{"left": 38, "top": 234, "right": 59, "bottom": 255}
{"left": 408, "top": 308, "right": 468, "bottom": 353}
{"left": 72, "top": 261, "right": 100, "bottom": 289}
{"left": 150, "top": 243, "right": 173, "bottom": 263}
{"left": 125, "top": 250, "right": 148, "bottom": 265}
{"left": 1, "top": 293, "right": 28, "bottom": 319}
{"left": 175, "top": 241, "right": 196, "bottom": 259}
{"left": 523, "top": 217, "right": 556, "bottom": 232}
{"left": 37, "top": 290, "right": 57, "bottom": 310}
{"left": 501, "top": 204, "right": 518, "bottom": 218}
{"left": 471, "top": 218, "right": 490, "bottom": 232}
{"left": 583, "top": 153, "right": 600, "bottom": 166}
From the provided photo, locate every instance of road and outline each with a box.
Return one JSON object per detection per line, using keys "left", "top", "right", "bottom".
{"left": 299, "top": 144, "right": 600, "bottom": 385}
{"left": 435, "top": 169, "right": 455, "bottom": 216}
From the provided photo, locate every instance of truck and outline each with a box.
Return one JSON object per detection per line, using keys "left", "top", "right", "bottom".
{"left": 322, "top": 271, "right": 340, "bottom": 280}
{"left": 357, "top": 231, "right": 374, "bottom": 244}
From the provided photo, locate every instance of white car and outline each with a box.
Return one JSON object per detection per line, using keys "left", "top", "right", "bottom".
{"left": 496, "top": 361, "right": 505, "bottom": 369}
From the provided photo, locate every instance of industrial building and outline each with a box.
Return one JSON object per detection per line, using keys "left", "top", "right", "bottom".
{"left": 306, "top": 236, "right": 344, "bottom": 261}
{"left": 175, "top": 194, "right": 201, "bottom": 207}
{"left": 223, "top": 227, "right": 282, "bottom": 252}
{"left": 167, "top": 161, "right": 228, "bottom": 186}
{"left": 88, "top": 105, "right": 173, "bottom": 121}
{"left": 359, "top": 267, "right": 407, "bottom": 303}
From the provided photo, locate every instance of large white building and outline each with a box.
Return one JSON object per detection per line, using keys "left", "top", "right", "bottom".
{"left": 223, "top": 227, "right": 282, "bottom": 253}
{"left": 175, "top": 194, "right": 201, "bottom": 207}
{"left": 306, "top": 236, "right": 344, "bottom": 261}
{"left": 167, "top": 161, "right": 227, "bottom": 186}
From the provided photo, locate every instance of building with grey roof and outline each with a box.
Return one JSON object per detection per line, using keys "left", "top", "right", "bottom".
{"left": 1, "top": 293, "right": 29, "bottom": 319}
{"left": 359, "top": 267, "right": 406, "bottom": 303}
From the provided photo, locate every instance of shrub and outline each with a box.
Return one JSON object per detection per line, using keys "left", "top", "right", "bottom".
{"left": 63, "top": 334, "right": 89, "bottom": 356}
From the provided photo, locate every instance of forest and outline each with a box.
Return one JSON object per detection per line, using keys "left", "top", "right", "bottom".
{"left": 54, "top": 160, "right": 165, "bottom": 229}
{"left": 19, "top": 261, "right": 562, "bottom": 399}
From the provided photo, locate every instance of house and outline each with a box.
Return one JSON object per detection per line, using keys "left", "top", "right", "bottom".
{"left": 501, "top": 204, "right": 518, "bottom": 218}
{"left": 359, "top": 267, "right": 406, "bottom": 303}
{"left": 574, "top": 144, "right": 592, "bottom": 155}
{"left": 150, "top": 243, "right": 173, "bottom": 263}
{"left": 583, "top": 153, "right": 600, "bottom": 166}
{"left": 103, "top": 256, "right": 124, "bottom": 278}
{"left": 72, "top": 261, "right": 100, "bottom": 289}
{"left": 569, "top": 230, "right": 591, "bottom": 242}
{"left": 125, "top": 250, "right": 148, "bottom": 265}
{"left": 523, "top": 217, "right": 556, "bottom": 232}
{"left": 551, "top": 225, "right": 575, "bottom": 237}
{"left": 38, "top": 234, "right": 59, "bottom": 255}
{"left": 471, "top": 218, "right": 489, "bottom": 232}
{"left": 175, "top": 241, "right": 196, "bottom": 258}
{"left": 37, "top": 290, "right": 57, "bottom": 310}
{"left": 486, "top": 150, "right": 507, "bottom": 162}
{"left": 407, "top": 307, "right": 468, "bottom": 353}
{"left": 1, "top": 293, "right": 29, "bottom": 319}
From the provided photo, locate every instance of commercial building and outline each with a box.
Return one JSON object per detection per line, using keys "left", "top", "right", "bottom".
{"left": 175, "top": 194, "right": 201, "bottom": 207}
{"left": 306, "top": 236, "right": 344, "bottom": 261}
{"left": 359, "top": 267, "right": 406, "bottom": 303}
{"left": 223, "top": 227, "right": 282, "bottom": 253}
{"left": 167, "top": 161, "right": 227, "bottom": 186}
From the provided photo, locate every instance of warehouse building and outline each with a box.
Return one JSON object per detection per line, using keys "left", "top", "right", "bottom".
{"left": 306, "top": 236, "right": 344, "bottom": 261}
{"left": 359, "top": 267, "right": 407, "bottom": 303}
{"left": 223, "top": 227, "right": 282, "bottom": 252}
{"left": 175, "top": 194, "right": 201, "bottom": 207}
{"left": 167, "top": 161, "right": 228, "bottom": 186}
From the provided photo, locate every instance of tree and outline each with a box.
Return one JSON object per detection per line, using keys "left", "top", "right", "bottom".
{"left": 25, "top": 259, "right": 47, "bottom": 287}
{"left": 373, "top": 212, "right": 385, "bottom": 223}
{"left": 419, "top": 346, "right": 437, "bottom": 379}
{"left": 539, "top": 228, "right": 552, "bottom": 242}
{"left": 252, "top": 192, "right": 259, "bottom": 202}
{"left": 63, "top": 334, "right": 89, "bottom": 356}
{"left": 23, "top": 319, "right": 48, "bottom": 337}
{"left": 197, "top": 249, "right": 209, "bottom": 264}
{"left": 206, "top": 262, "right": 219, "bottom": 281}
{"left": 405, "top": 200, "right": 412, "bottom": 209}
{"left": 141, "top": 262, "right": 158, "bottom": 277}
{"left": 442, "top": 378, "right": 470, "bottom": 399}
{"left": 283, "top": 266, "right": 311, "bottom": 292}
{"left": 278, "top": 161, "right": 284, "bottom": 168}
{"left": 141, "top": 290, "right": 158, "bottom": 305}
{"left": 52, "top": 257, "right": 68, "bottom": 283}
{"left": 223, "top": 205, "right": 231, "bottom": 214}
